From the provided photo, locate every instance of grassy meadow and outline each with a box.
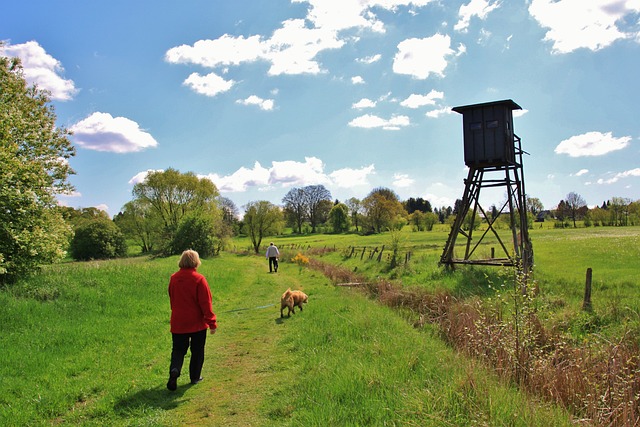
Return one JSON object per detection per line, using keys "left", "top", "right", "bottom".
{"left": 0, "top": 224, "right": 638, "bottom": 425}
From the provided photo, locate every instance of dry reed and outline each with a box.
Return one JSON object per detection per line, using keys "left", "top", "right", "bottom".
{"left": 308, "top": 258, "right": 640, "bottom": 426}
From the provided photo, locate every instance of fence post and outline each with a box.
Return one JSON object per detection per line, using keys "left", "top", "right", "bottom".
{"left": 582, "top": 268, "right": 592, "bottom": 311}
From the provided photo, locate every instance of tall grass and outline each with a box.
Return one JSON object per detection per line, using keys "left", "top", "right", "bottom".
{"left": 305, "top": 232, "right": 640, "bottom": 426}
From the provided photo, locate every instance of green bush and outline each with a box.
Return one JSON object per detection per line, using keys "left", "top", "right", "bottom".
{"left": 171, "top": 213, "right": 220, "bottom": 257}
{"left": 70, "top": 219, "right": 127, "bottom": 260}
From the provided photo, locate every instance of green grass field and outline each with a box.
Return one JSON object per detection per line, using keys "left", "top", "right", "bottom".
{"left": 1, "top": 225, "right": 638, "bottom": 425}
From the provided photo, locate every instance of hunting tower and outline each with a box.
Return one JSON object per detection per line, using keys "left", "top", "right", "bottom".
{"left": 440, "top": 99, "right": 533, "bottom": 275}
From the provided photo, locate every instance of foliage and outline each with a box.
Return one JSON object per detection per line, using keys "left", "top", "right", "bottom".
{"left": 171, "top": 212, "right": 223, "bottom": 258}
{"left": 129, "top": 168, "right": 222, "bottom": 254}
{"left": 242, "top": 200, "right": 283, "bottom": 253}
{"left": 463, "top": 210, "right": 482, "bottom": 231}
{"left": 282, "top": 187, "right": 307, "bottom": 234}
{"left": 218, "top": 196, "right": 241, "bottom": 235}
{"left": 282, "top": 185, "right": 332, "bottom": 233}
{"left": 565, "top": 191, "right": 588, "bottom": 228}
{"left": 113, "top": 199, "right": 162, "bottom": 253}
{"left": 345, "top": 197, "right": 363, "bottom": 232}
{"left": 361, "top": 187, "right": 407, "bottom": 233}
{"left": 0, "top": 54, "right": 75, "bottom": 284}
{"left": 69, "top": 219, "right": 127, "bottom": 260}
{"left": 328, "top": 202, "right": 350, "bottom": 233}
{"left": 306, "top": 185, "right": 332, "bottom": 233}
{"left": 404, "top": 196, "right": 432, "bottom": 214}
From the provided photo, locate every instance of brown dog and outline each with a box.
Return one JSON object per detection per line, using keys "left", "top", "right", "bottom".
{"left": 280, "top": 288, "right": 308, "bottom": 318}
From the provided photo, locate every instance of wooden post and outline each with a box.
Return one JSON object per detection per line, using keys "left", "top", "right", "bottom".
{"left": 582, "top": 268, "right": 592, "bottom": 311}
{"left": 491, "top": 247, "right": 495, "bottom": 259}
{"left": 360, "top": 247, "right": 366, "bottom": 260}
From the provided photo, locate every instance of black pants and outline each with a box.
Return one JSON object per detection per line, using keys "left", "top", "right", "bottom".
{"left": 170, "top": 329, "right": 207, "bottom": 382}
{"left": 269, "top": 257, "right": 278, "bottom": 272}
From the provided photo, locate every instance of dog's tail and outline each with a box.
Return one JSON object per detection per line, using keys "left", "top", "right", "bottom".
{"left": 283, "top": 288, "right": 292, "bottom": 298}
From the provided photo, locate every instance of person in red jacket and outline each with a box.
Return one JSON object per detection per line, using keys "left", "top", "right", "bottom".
{"left": 167, "top": 249, "right": 217, "bottom": 391}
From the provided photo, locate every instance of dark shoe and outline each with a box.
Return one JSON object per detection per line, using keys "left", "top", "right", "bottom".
{"left": 167, "top": 368, "right": 179, "bottom": 391}
{"left": 191, "top": 377, "right": 203, "bottom": 384}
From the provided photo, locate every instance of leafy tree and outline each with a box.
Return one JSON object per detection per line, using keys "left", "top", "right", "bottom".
{"left": 305, "top": 185, "right": 332, "bottom": 233}
{"left": 565, "top": 192, "right": 587, "bottom": 228}
{"left": 328, "top": 203, "right": 350, "bottom": 233}
{"left": 282, "top": 188, "right": 307, "bottom": 234}
{"left": 114, "top": 200, "right": 163, "bottom": 253}
{"left": 0, "top": 53, "right": 76, "bottom": 283}
{"left": 409, "top": 211, "right": 425, "bottom": 231}
{"left": 554, "top": 200, "right": 568, "bottom": 227}
{"left": 242, "top": 201, "right": 283, "bottom": 253}
{"left": 423, "top": 212, "right": 438, "bottom": 231}
{"left": 526, "top": 196, "right": 544, "bottom": 216}
{"left": 70, "top": 219, "right": 127, "bottom": 261}
{"left": 315, "top": 199, "right": 334, "bottom": 231}
{"left": 404, "top": 197, "right": 432, "bottom": 214}
{"left": 345, "top": 197, "right": 363, "bottom": 232}
{"left": 362, "top": 187, "right": 407, "bottom": 233}
{"left": 60, "top": 206, "right": 110, "bottom": 227}
{"left": 171, "top": 212, "right": 221, "bottom": 258}
{"left": 218, "top": 196, "right": 240, "bottom": 235}
{"left": 131, "top": 169, "right": 220, "bottom": 253}
{"left": 609, "top": 197, "right": 632, "bottom": 226}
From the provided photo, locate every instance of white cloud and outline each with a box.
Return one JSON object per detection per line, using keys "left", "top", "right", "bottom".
{"left": 348, "top": 114, "right": 411, "bottom": 130}
{"left": 264, "top": 19, "right": 345, "bottom": 75}
{"left": 351, "top": 75, "right": 365, "bottom": 84}
{"left": 183, "top": 72, "right": 235, "bottom": 97}
{"left": 356, "top": 54, "right": 382, "bottom": 64}
{"left": 294, "top": 0, "right": 437, "bottom": 34}
{"left": 0, "top": 41, "right": 78, "bottom": 101}
{"left": 203, "top": 162, "right": 271, "bottom": 192}
{"left": 554, "top": 131, "right": 631, "bottom": 157}
{"left": 529, "top": 0, "right": 640, "bottom": 53}
{"left": 329, "top": 164, "right": 376, "bottom": 188}
{"left": 392, "top": 173, "right": 415, "bottom": 187}
{"left": 426, "top": 106, "right": 454, "bottom": 118}
{"left": 400, "top": 89, "right": 444, "bottom": 108}
{"left": 513, "top": 109, "right": 529, "bottom": 117}
{"left": 597, "top": 168, "right": 640, "bottom": 184}
{"left": 198, "top": 159, "right": 377, "bottom": 193}
{"left": 352, "top": 98, "right": 377, "bottom": 109}
{"left": 574, "top": 169, "right": 589, "bottom": 176}
{"left": 268, "top": 157, "right": 331, "bottom": 187}
{"left": 393, "top": 34, "right": 456, "bottom": 79}
{"left": 236, "top": 95, "right": 275, "bottom": 110}
{"left": 454, "top": 0, "right": 501, "bottom": 32}
{"left": 70, "top": 113, "right": 159, "bottom": 153}
{"left": 128, "top": 169, "right": 164, "bottom": 185}
{"left": 165, "top": 35, "right": 263, "bottom": 67}
{"left": 165, "top": 0, "right": 437, "bottom": 87}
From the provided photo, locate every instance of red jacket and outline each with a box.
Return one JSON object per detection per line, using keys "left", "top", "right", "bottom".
{"left": 168, "top": 268, "right": 217, "bottom": 334}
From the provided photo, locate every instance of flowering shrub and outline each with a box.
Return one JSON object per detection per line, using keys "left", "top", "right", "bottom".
{"left": 291, "top": 253, "right": 309, "bottom": 266}
{"left": 291, "top": 253, "right": 309, "bottom": 273}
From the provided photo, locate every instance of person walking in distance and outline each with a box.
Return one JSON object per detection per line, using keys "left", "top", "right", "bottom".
{"left": 265, "top": 242, "right": 280, "bottom": 273}
{"left": 166, "top": 250, "right": 217, "bottom": 391}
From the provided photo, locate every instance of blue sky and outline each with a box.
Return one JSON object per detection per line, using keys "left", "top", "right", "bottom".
{"left": 2, "top": 0, "right": 639, "bottom": 217}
